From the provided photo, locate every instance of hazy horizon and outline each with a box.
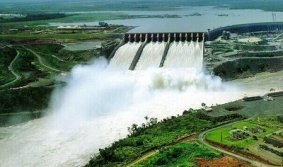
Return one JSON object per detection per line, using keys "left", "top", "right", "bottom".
{"left": 1, "top": 0, "right": 283, "bottom": 13}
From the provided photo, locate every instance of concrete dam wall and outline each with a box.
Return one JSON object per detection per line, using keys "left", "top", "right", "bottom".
{"left": 109, "top": 32, "right": 205, "bottom": 70}
{"left": 208, "top": 22, "right": 283, "bottom": 41}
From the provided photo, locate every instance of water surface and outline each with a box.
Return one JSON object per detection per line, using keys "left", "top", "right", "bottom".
{"left": 50, "top": 6, "right": 283, "bottom": 32}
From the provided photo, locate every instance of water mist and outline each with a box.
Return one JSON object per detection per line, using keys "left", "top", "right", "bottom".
{"left": 0, "top": 55, "right": 242, "bottom": 167}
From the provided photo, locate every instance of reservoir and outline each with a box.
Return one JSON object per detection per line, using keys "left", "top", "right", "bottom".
{"left": 50, "top": 6, "right": 283, "bottom": 32}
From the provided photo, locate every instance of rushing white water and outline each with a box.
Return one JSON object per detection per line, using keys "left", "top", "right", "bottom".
{"left": 0, "top": 38, "right": 247, "bottom": 167}
{"left": 164, "top": 41, "right": 203, "bottom": 70}
{"left": 0, "top": 56, "right": 244, "bottom": 167}
{"left": 135, "top": 42, "right": 166, "bottom": 70}
{"left": 109, "top": 42, "right": 141, "bottom": 70}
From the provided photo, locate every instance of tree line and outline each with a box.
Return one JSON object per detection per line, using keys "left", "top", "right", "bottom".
{"left": 0, "top": 13, "right": 68, "bottom": 23}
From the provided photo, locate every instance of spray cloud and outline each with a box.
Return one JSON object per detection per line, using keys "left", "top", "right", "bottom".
{"left": 0, "top": 57, "right": 242, "bottom": 167}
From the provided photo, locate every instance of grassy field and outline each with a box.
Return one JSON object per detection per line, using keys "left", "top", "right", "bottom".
{"left": 0, "top": 32, "right": 113, "bottom": 42}
{"left": 134, "top": 142, "right": 221, "bottom": 167}
{"left": 206, "top": 116, "right": 283, "bottom": 151}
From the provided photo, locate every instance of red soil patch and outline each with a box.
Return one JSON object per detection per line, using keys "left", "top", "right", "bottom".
{"left": 206, "top": 140, "right": 277, "bottom": 165}
{"left": 197, "top": 156, "right": 250, "bottom": 167}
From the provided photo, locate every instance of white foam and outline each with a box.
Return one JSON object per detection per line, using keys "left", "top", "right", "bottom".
{"left": 135, "top": 42, "right": 166, "bottom": 70}
{"left": 109, "top": 42, "right": 142, "bottom": 70}
{"left": 0, "top": 57, "right": 242, "bottom": 167}
{"left": 164, "top": 41, "right": 203, "bottom": 71}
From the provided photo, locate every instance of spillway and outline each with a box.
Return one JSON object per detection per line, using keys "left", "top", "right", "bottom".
{"left": 109, "top": 32, "right": 205, "bottom": 70}
{"left": 109, "top": 42, "right": 142, "bottom": 70}
{"left": 135, "top": 42, "right": 166, "bottom": 70}
{"left": 164, "top": 41, "right": 203, "bottom": 70}
{"left": 0, "top": 32, "right": 246, "bottom": 167}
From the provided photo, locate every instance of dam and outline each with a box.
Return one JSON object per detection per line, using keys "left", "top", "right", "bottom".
{"left": 109, "top": 32, "right": 205, "bottom": 70}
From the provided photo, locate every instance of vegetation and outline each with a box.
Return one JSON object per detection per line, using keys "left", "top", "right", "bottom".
{"left": 206, "top": 116, "right": 283, "bottom": 151}
{"left": 278, "top": 115, "right": 283, "bottom": 123}
{"left": 0, "top": 32, "right": 114, "bottom": 42}
{"left": 0, "top": 46, "right": 55, "bottom": 114}
{"left": 259, "top": 144, "right": 283, "bottom": 157}
{"left": 0, "top": 2, "right": 283, "bottom": 166}
{"left": 214, "top": 57, "right": 283, "bottom": 80}
{"left": 0, "top": 43, "right": 107, "bottom": 115}
{"left": 12, "top": 47, "right": 51, "bottom": 84}
{"left": 210, "top": 42, "right": 235, "bottom": 55}
{"left": 85, "top": 96, "right": 283, "bottom": 166}
{"left": 196, "top": 112, "right": 244, "bottom": 124}
{"left": 263, "top": 136, "right": 283, "bottom": 148}
{"left": 85, "top": 107, "right": 249, "bottom": 167}
{"left": 27, "top": 44, "right": 72, "bottom": 71}
{"left": 0, "top": 13, "right": 67, "bottom": 23}
{"left": 86, "top": 112, "right": 215, "bottom": 167}
{"left": 134, "top": 142, "right": 221, "bottom": 167}
{"left": 0, "top": 47, "right": 17, "bottom": 85}
{"left": 0, "top": 86, "right": 53, "bottom": 114}
{"left": 0, "top": 8, "right": 123, "bottom": 119}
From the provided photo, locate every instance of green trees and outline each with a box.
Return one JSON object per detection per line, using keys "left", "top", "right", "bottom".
{"left": 86, "top": 112, "right": 216, "bottom": 167}
{"left": 0, "top": 14, "right": 67, "bottom": 23}
{"left": 128, "top": 117, "right": 158, "bottom": 136}
{"left": 0, "top": 47, "right": 17, "bottom": 85}
{"left": 137, "top": 142, "right": 220, "bottom": 167}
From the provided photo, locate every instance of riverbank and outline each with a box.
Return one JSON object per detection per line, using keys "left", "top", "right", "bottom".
{"left": 86, "top": 91, "right": 283, "bottom": 167}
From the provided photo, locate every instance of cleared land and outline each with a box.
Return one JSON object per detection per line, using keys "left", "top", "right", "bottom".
{"left": 205, "top": 116, "right": 283, "bottom": 165}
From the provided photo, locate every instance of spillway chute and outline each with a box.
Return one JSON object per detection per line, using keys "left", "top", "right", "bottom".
{"left": 108, "top": 42, "right": 142, "bottom": 70}
{"left": 109, "top": 32, "right": 205, "bottom": 70}
{"left": 135, "top": 42, "right": 166, "bottom": 70}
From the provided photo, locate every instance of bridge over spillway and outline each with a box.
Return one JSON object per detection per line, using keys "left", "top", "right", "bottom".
{"left": 109, "top": 32, "right": 206, "bottom": 70}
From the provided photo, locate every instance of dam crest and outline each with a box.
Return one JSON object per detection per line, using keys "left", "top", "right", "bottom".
{"left": 109, "top": 32, "right": 205, "bottom": 70}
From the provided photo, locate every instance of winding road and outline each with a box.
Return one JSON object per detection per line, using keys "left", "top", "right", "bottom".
{"left": 0, "top": 50, "right": 21, "bottom": 89}
{"left": 51, "top": 54, "right": 64, "bottom": 62}
{"left": 24, "top": 47, "right": 61, "bottom": 73}
{"left": 198, "top": 119, "right": 279, "bottom": 167}
{"left": 126, "top": 134, "right": 197, "bottom": 167}
{"left": 0, "top": 47, "right": 62, "bottom": 90}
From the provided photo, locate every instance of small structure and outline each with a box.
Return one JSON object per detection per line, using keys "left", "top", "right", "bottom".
{"left": 243, "top": 96, "right": 263, "bottom": 102}
{"left": 267, "top": 91, "right": 283, "bottom": 97}
{"left": 99, "top": 22, "right": 109, "bottom": 27}
{"left": 221, "top": 31, "right": 230, "bottom": 40}
{"left": 57, "top": 25, "right": 106, "bottom": 31}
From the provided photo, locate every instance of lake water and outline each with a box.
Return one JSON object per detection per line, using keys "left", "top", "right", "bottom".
{"left": 50, "top": 6, "right": 283, "bottom": 32}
